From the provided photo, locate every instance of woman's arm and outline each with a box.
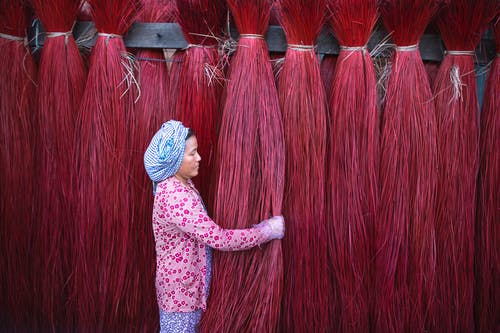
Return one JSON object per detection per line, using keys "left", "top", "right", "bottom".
{"left": 155, "top": 187, "right": 282, "bottom": 251}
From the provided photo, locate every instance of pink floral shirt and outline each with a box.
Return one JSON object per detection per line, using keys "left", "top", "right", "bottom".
{"left": 152, "top": 176, "right": 271, "bottom": 312}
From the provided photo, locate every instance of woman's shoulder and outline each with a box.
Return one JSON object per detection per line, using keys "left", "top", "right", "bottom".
{"left": 156, "top": 177, "right": 198, "bottom": 204}
{"left": 157, "top": 177, "right": 189, "bottom": 193}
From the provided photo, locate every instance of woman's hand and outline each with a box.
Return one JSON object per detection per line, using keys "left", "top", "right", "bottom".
{"left": 255, "top": 215, "right": 285, "bottom": 240}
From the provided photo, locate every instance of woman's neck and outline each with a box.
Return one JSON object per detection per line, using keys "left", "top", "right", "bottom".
{"left": 174, "top": 174, "right": 189, "bottom": 187}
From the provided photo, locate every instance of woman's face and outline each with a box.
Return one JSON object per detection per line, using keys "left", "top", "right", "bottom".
{"left": 176, "top": 135, "right": 201, "bottom": 181}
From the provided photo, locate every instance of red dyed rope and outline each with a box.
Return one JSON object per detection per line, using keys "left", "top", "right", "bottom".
{"left": 199, "top": 0, "right": 284, "bottom": 331}
{"left": 172, "top": 0, "right": 226, "bottom": 213}
{"left": 275, "top": 0, "right": 334, "bottom": 332}
{"left": 72, "top": 0, "right": 153, "bottom": 331}
{"left": 326, "top": 0, "right": 379, "bottom": 331}
{"left": 476, "top": 18, "right": 500, "bottom": 333}
{"left": 376, "top": 0, "right": 439, "bottom": 332}
{"left": 30, "top": 0, "right": 87, "bottom": 330}
{"left": 432, "top": 1, "right": 497, "bottom": 331}
{"left": 0, "top": 1, "right": 37, "bottom": 331}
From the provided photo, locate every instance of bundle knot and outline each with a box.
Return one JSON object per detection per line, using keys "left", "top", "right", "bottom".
{"left": 239, "top": 34, "right": 264, "bottom": 40}
{"left": 98, "top": 32, "right": 123, "bottom": 46}
{"left": 45, "top": 31, "right": 73, "bottom": 45}
{"left": 0, "top": 32, "right": 27, "bottom": 45}
{"left": 445, "top": 50, "right": 475, "bottom": 56}
{"left": 395, "top": 44, "right": 418, "bottom": 52}
{"left": 288, "top": 44, "right": 315, "bottom": 51}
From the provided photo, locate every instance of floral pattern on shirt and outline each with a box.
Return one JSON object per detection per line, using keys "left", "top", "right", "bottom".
{"left": 152, "top": 177, "right": 270, "bottom": 312}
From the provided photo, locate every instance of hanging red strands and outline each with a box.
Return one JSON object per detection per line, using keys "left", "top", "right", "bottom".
{"left": 167, "top": 1, "right": 183, "bottom": 119}
{"left": 198, "top": 0, "right": 284, "bottom": 331}
{"left": 422, "top": 19, "right": 441, "bottom": 87}
{"left": 168, "top": 48, "right": 184, "bottom": 114}
{"left": 172, "top": 0, "right": 226, "bottom": 212}
{"left": 71, "top": 0, "right": 143, "bottom": 331}
{"left": 0, "top": 1, "right": 36, "bottom": 331}
{"left": 424, "top": 61, "right": 440, "bottom": 87}
{"left": 29, "top": 0, "right": 86, "bottom": 330}
{"left": 376, "top": 0, "right": 439, "bottom": 332}
{"left": 326, "top": 0, "right": 379, "bottom": 332}
{"left": 274, "top": 0, "right": 333, "bottom": 332}
{"left": 320, "top": 54, "right": 337, "bottom": 102}
{"left": 432, "top": 0, "right": 497, "bottom": 332}
{"left": 78, "top": 1, "right": 92, "bottom": 21}
{"left": 476, "top": 16, "right": 500, "bottom": 333}
{"left": 269, "top": 1, "right": 285, "bottom": 85}
{"left": 130, "top": 1, "right": 175, "bottom": 331}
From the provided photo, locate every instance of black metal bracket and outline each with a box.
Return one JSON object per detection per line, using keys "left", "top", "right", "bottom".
{"left": 29, "top": 20, "right": 496, "bottom": 64}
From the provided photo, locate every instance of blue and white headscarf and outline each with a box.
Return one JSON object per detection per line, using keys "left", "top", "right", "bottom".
{"left": 144, "top": 120, "right": 189, "bottom": 192}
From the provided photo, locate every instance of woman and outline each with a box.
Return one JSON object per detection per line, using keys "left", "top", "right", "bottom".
{"left": 144, "top": 120, "right": 284, "bottom": 333}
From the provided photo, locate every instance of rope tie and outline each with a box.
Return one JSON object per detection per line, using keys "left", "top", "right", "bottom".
{"left": 185, "top": 43, "right": 216, "bottom": 49}
{"left": 0, "top": 32, "right": 25, "bottom": 42}
{"left": 395, "top": 44, "right": 418, "bottom": 52}
{"left": 98, "top": 32, "right": 123, "bottom": 46}
{"left": 445, "top": 50, "right": 475, "bottom": 56}
{"left": 239, "top": 34, "right": 264, "bottom": 40}
{"left": 288, "top": 44, "right": 315, "bottom": 51}
{"left": 340, "top": 45, "right": 367, "bottom": 52}
{"left": 45, "top": 31, "right": 73, "bottom": 45}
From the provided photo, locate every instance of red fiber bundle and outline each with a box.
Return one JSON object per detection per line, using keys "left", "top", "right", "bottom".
{"left": 269, "top": 1, "right": 280, "bottom": 26}
{"left": 268, "top": 53, "right": 284, "bottom": 90}
{"left": 172, "top": 0, "right": 226, "bottom": 210}
{"left": 30, "top": 0, "right": 86, "bottom": 330}
{"left": 432, "top": 1, "right": 497, "bottom": 331}
{"left": 78, "top": 1, "right": 92, "bottom": 21}
{"left": 168, "top": 48, "right": 184, "bottom": 114}
{"left": 476, "top": 16, "right": 500, "bottom": 333}
{"left": 130, "top": 1, "right": 176, "bottom": 331}
{"left": 0, "top": 1, "right": 36, "bottom": 331}
{"left": 274, "top": 0, "right": 333, "bottom": 332}
{"left": 71, "top": 0, "right": 149, "bottom": 331}
{"left": 326, "top": 0, "right": 379, "bottom": 331}
{"left": 198, "top": 0, "right": 284, "bottom": 331}
{"left": 320, "top": 54, "right": 337, "bottom": 102}
{"left": 424, "top": 61, "right": 440, "bottom": 87}
{"left": 376, "top": 0, "right": 439, "bottom": 332}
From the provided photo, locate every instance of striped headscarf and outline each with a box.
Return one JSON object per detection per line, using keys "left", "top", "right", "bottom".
{"left": 144, "top": 120, "right": 189, "bottom": 188}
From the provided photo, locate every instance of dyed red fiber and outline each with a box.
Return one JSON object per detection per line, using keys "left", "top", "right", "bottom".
{"left": 320, "top": 54, "right": 337, "bottom": 102}
{"left": 274, "top": 0, "right": 333, "bottom": 332}
{"left": 0, "top": 1, "right": 36, "bottom": 331}
{"left": 168, "top": 48, "right": 184, "bottom": 115}
{"left": 424, "top": 61, "right": 440, "bottom": 87}
{"left": 268, "top": 3, "right": 285, "bottom": 85}
{"left": 326, "top": 0, "right": 379, "bottom": 331}
{"left": 268, "top": 52, "right": 283, "bottom": 87}
{"left": 198, "top": 0, "right": 284, "bottom": 331}
{"left": 476, "top": 16, "right": 500, "bottom": 333}
{"left": 376, "top": 0, "right": 439, "bottom": 332}
{"left": 432, "top": 1, "right": 497, "bottom": 332}
{"left": 78, "top": 1, "right": 92, "bottom": 21}
{"left": 269, "top": 1, "right": 280, "bottom": 26}
{"left": 71, "top": 0, "right": 151, "bottom": 331}
{"left": 130, "top": 1, "right": 176, "bottom": 331}
{"left": 172, "top": 0, "right": 226, "bottom": 211}
{"left": 166, "top": 0, "right": 182, "bottom": 117}
{"left": 30, "top": 0, "right": 86, "bottom": 330}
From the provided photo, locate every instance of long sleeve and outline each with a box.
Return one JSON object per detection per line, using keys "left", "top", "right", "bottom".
{"left": 155, "top": 181, "right": 271, "bottom": 251}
